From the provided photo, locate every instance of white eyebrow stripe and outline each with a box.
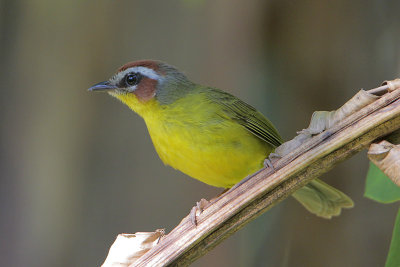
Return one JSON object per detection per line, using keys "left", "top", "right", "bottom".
{"left": 113, "top": 66, "right": 162, "bottom": 83}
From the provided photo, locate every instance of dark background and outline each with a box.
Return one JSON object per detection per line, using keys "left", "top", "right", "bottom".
{"left": 1, "top": 1, "right": 399, "bottom": 266}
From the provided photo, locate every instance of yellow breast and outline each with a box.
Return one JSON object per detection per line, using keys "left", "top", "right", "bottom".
{"left": 112, "top": 92, "right": 272, "bottom": 188}
{"left": 147, "top": 97, "right": 273, "bottom": 188}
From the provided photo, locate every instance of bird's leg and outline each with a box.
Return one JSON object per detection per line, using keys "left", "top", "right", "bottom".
{"left": 190, "top": 188, "right": 229, "bottom": 226}
{"left": 190, "top": 199, "right": 209, "bottom": 226}
{"left": 263, "top": 152, "right": 281, "bottom": 171}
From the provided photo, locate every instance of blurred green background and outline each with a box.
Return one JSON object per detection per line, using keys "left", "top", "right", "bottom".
{"left": 1, "top": 1, "right": 400, "bottom": 266}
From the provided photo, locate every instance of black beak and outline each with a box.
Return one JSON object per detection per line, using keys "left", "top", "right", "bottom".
{"left": 88, "top": 81, "right": 118, "bottom": 92}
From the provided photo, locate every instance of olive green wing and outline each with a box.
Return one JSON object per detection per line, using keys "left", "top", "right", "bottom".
{"left": 205, "top": 88, "right": 283, "bottom": 147}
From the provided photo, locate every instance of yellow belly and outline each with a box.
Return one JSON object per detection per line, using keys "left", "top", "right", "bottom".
{"left": 146, "top": 117, "right": 273, "bottom": 188}
{"left": 113, "top": 91, "right": 274, "bottom": 188}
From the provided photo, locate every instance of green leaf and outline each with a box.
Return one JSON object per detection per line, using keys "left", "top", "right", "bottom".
{"left": 386, "top": 208, "right": 400, "bottom": 267}
{"left": 364, "top": 163, "right": 400, "bottom": 203}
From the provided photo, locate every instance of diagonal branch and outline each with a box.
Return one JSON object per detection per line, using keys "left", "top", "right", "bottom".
{"left": 133, "top": 81, "right": 400, "bottom": 267}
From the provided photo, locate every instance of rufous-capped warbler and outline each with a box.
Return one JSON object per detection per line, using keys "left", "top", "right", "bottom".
{"left": 89, "top": 60, "right": 353, "bottom": 218}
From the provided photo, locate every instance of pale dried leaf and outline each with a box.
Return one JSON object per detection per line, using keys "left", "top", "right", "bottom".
{"left": 102, "top": 229, "right": 165, "bottom": 267}
{"left": 276, "top": 90, "right": 379, "bottom": 157}
{"left": 275, "top": 132, "right": 311, "bottom": 156}
{"left": 327, "top": 90, "right": 379, "bottom": 128}
{"left": 382, "top": 78, "right": 400, "bottom": 92}
{"left": 368, "top": 140, "right": 400, "bottom": 186}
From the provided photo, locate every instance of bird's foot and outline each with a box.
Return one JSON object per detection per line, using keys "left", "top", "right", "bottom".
{"left": 263, "top": 153, "right": 281, "bottom": 171}
{"left": 189, "top": 188, "right": 230, "bottom": 226}
{"left": 190, "top": 198, "right": 210, "bottom": 226}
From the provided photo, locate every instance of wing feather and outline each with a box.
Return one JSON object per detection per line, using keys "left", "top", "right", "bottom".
{"left": 205, "top": 88, "right": 283, "bottom": 147}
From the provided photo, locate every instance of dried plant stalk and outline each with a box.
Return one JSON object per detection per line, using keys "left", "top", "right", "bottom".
{"left": 130, "top": 80, "right": 400, "bottom": 266}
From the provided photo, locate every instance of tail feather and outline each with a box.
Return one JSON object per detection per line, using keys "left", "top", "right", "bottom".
{"left": 292, "top": 179, "right": 354, "bottom": 219}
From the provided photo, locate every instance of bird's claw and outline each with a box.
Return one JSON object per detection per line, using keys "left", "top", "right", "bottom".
{"left": 263, "top": 153, "right": 281, "bottom": 171}
{"left": 190, "top": 198, "right": 210, "bottom": 226}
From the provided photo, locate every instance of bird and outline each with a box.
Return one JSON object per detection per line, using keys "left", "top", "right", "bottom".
{"left": 89, "top": 60, "right": 353, "bottom": 219}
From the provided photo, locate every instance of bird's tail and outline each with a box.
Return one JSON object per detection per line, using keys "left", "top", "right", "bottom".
{"left": 292, "top": 179, "right": 354, "bottom": 219}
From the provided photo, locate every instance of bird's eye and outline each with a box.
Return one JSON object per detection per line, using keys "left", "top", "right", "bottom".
{"left": 125, "top": 73, "right": 141, "bottom": 86}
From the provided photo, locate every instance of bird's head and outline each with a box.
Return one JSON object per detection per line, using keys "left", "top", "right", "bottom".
{"left": 89, "top": 60, "right": 193, "bottom": 115}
